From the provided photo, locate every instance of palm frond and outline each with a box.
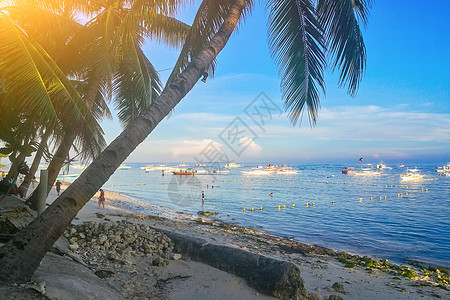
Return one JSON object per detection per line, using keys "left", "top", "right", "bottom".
{"left": 317, "top": 0, "right": 371, "bottom": 96}
{"left": 114, "top": 40, "right": 162, "bottom": 128}
{"left": 268, "top": 0, "right": 326, "bottom": 125}
{"left": 165, "top": 0, "right": 254, "bottom": 87}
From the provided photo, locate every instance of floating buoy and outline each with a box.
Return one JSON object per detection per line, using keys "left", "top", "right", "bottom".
{"left": 331, "top": 201, "right": 335, "bottom": 204}
{"left": 384, "top": 196, "right": 387, "bottom": 199}
{"left": 260, "top": 207, "right": 263, "bottom": 210}
{"left": 243, "top": 209, "right": 246, "bottom": 213}
{"left": 251, "top": 208, "right": 255, "bottom": 211}
{"left": 292, "top": 204, "right": 295, "bottom": 207}
{"left": 379, "top": 196, "right": 382, "bottom": 199}
{"left": 305, "top": 203, "right": 309, "bottom": 207}
{"left": 370, "top": 197, "right": 373, "bottom": 200}
{"left": 278, "top": 206, "right": 281, "bottom": 210}
{"left": 312, "top": 203, "right": 315, "bottom": 206}
{"left": 282, "top": 205, "right": 286, "bottom": 209}
{"left": 359, "top": 198, "right": 363, "bottom": 201}
{"left": 405, "top": 192, "right": 408, "bottom": 195}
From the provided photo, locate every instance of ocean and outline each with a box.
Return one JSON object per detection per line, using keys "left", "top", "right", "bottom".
{"left": 67, "top": 162, "right": 450, "bottom": 268}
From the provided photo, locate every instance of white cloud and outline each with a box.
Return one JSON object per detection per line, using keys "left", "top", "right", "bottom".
{"left": 238, "top": 136, "right": 263, "bottom": 157}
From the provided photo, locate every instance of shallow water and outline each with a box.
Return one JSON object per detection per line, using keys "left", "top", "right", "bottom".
{"left": 70, "top": 162, "right": 450, "bottom": 268}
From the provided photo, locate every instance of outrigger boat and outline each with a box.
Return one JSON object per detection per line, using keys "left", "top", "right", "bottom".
{"left": 341, "top": 167, "right": 357, "bottom": 174}
{"left": 354, "top": 164, "right": 381, "bottom": 176}
{"left": 436, "top": 163, "right": 450, "bottom": 173}
{"left": 400, "top": 168, "right": 425, "bottom": 181}
{"left": 172, "top": 169, "right": 195, "bottom": 175}
{"left": 224, "top": 162, "right": 243, "bottom": 168}
{"left": 376, "top": 161, "right": 392, "bottom": 170}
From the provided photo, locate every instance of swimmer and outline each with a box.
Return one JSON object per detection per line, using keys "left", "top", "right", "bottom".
{"left": 269, "top": 193, "right": 273, "bottom": 197}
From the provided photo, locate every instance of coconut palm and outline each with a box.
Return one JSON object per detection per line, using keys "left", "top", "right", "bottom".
{"left": 22, "top": 0, "right": 190, "bottom": 205}
{"left": 0, "top": 0, "right": 371, "bottom": 282}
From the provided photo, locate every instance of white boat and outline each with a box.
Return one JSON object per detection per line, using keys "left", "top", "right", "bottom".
{"left": 195, "top": 163, "right": 206, "bottom": 167}
{"left": 118, "top": 164, "right": 131, "bottom": 170}
{"left": 242, "top": 170, "right": 273, "bottom": 176}
{"left": 354, "top": 164, "right": 381, "bottom": 176}
{"left": 400, "top": 168, "right": 425, "bottom": 181}
{"left": 277, "top": 169, "right": 299, "bottom": 175}
{"left": 376, "top": 161, "right": 392, "bottom": 170}
{"left": 178, "top": 163, "right": 189, "bottom": 167}
{"left": 224, "top": 162, "right": 243, "bottom": 168}
{"left": 213, "top": 169, "right": 230, "bottom": 174}
{"left": 436, "top": 163, "right": 450, "bottom": 173}
{"left": 195, "top": 169, "right": 210, "bottom": 174}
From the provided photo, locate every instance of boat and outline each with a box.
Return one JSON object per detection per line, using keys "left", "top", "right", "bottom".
{"left": 277, "top": 169, "right": 298, "bottom": 175}
{"left": 195, "top": 163, "right": 206, "bottom": 167}
{"left": 353, "top": 164, "right": 381, "bottom": 176}
{"left": 376, "top": 161, "right": 392, "bottom": 170}
{"left": 172, "top": 169, "right": 195, "bottom": 175}
{"left": 241, "top": 170, "right": 273, "bottom": 176}
{"left": 195, "top": 169, "right": 210, "bottom": 174}
{"left": 398, "top": 164, "right": 405, "bottom": 168}
{"left": 400, "top": 168, "right": 425, "bottom": 181}
{"left": 224, "top": 162, "right": 243, "bottom": 168}
{"left": 436, "top": 163, "right": 450, "bottom": 173}
{"left": 341, "top": 167, "right": 357, "bottom": 174}
{"left": 118, "top": 164, "right": 131, "bottom": 170}
{"left": 213, "top": 169, "right": 230, "bottom": 174}
{"left": 178, "top": 163, "right": 189, "bottom": 167}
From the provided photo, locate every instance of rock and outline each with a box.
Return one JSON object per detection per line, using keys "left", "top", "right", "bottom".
{"left": 26, "top": 281, "right": 46, "bottom": 294}
{"left": 152, "top": 257, "right": 165, "bottom": 267}
{"left": 308, "top": 293, "right": 325, "bottom": 300}
{"left": 95, "top": 270, "right": 115, "bottom": 279}
{"left": 329, "top": 295, "right": 344, "bottom": 300}
{"left": 70, "top": 228, "right": 77, "bottom": 235}
{"left": 69, "top": 243, "right": 79, "bottom": 251}
{"left": 172, "top": 253, "right": 182, "bottom": 260}
{"left": 332, "top": 282, "right": 349, "bottom": 295}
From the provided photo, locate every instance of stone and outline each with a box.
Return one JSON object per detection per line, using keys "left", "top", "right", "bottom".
{"left": 331, "top": 282, "right": 349, "bottom": 295}
{"left": 69, "top": 243, "right": 79, "bottom": 251}
{"left": 152, "top": 257, "right": 165, "bottom": 267}
{"left": 172, "top": 253, "right": 182, "bottom": 260}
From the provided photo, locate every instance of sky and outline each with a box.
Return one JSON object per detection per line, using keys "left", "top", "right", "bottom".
{"left": 101, "top": 0, "right": 450, "bottom": 164}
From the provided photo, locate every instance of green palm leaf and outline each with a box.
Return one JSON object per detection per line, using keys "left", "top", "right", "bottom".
{"left": 268, "top": 0, "right": 326, "bottom": 125}
{"left": 317, "top": 0, "right": 371, "bottom": 96}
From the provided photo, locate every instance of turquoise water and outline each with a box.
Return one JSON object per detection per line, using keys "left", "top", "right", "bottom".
{"left": 75, "top": 163, "right": 450, "bottom": 268}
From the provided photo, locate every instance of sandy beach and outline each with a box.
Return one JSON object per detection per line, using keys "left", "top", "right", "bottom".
{"left": 1, "top": 183, "right": 449, "bottom": 300}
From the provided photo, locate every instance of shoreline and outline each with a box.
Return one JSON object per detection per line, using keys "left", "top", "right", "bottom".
{"left": 6, "top": 182, "right": 446, "bottom": 299}
{"left": 89, "top": 187, "right": 450, "bottom": 293}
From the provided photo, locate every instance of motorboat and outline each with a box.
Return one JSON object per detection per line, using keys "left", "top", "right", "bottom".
{"left": 376, "top": 161, "right": 392, "bottom": 170}
{"left": 397, "top": 164, "right": 405, "bottom": 168}
{"left": 436, "top": 163, "right": 450, "bottom": 173}
{"left": 118, "top": 164, "right": 131, "bottom": 170}
{"left": 341, "top": 167, "right": 357, "bottom": 174}
{"left": 224, "top": 162, "right": 243, "bottom": 168}
{"left": 195, "top": 163, "right": 206, "bottom": 167}
{"left": 172, "top": 169, "right": 195, "bottom": 175}
{"left": 213, "top": 169, "right": 230, "bottom": 174}
{"left": 400, "top": 168, "right": 425, "bottom": 181}
{"left": 242, "top": 170, "right": 273, "bottom": 176}
{"left": 277, "top": 169, "right": 298, "bottom": 175}
{"left": 195, "top": 169, "right": 210, "bottom": 174}
{"left": 354, "top": 164, "right": 381, "bottom": 176}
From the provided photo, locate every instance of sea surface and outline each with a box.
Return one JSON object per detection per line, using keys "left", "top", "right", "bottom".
{"left": 67, "top": 162, "right": 450, "bottom": 268}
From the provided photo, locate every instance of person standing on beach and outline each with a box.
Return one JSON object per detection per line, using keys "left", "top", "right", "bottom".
{"left": 55, "top": 180, "right": 62, "bottom": 196}
{"left": 202, "top": 191, "right": 205, "bottom": 204}
{"left": 98, "top": 189, "right": 105, "bottom": 209}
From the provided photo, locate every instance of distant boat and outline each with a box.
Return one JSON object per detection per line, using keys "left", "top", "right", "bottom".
{"left": 224, "top": 162, "right": 243, "bottom": 168}
{"left": 277, "top": 169, "right": 298, "bottom": 175}
{"left": 118, "top": 164, "right": 131, "bottom": 170}
{"left": 435, "top": 163, "right": 450, "bottom": 173}
{"left": 195, "top": 163, "right": 206, "bottom": 167}
{"left": 242, "top": 170, "right": 272, "bottom": 176}
{"left": 195, "top": 169, "right": 210, "bottom": 174}
{"left": 341, "top": 167, "right": 357, "bottom": 174}
{"left": 172, "top": 169, "right": 195, "bottom": 175}
{"left": 397, "top": 164, "right": 405, "bottom": 168}
{"left": 376, "top": 161, "right": 392, "bottom": 170}
{"left": 354, "top": 164, "right": 381, "bottom": 176}
{"left": 213, "top": 169, "right": 230, "bottom": 174}
{"left": 400, "top": 168, "right": 425, "bottom": 181}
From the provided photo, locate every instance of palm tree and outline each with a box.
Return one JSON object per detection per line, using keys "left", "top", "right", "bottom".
{"left": 0, "top": 0, "right": 371, "bottom": 282}
{"left": 22, "top": 0, "right": 190, "bottom": 205}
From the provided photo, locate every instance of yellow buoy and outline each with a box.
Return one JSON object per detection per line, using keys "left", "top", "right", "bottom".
{"left": 379, "top": 196, "right": 382, "bottom": 199}
{"left": 312, "top": 203, "right": 315, "bottom": 206}
{"left": 243, "top": 209, "right": 246, "bottom": 212}
{"left": 277, "top": 206, "right": 281, "bottom": 210}
{"left": 331, "top": 201, "right": 335, "bottom": 204}
{"left": 282, "top": 205, "right": 286, "bottom": 209}
{"left": 292, "top": 204, "right": 295, "bottom": 207}
{"left": 359, "top": 198, "right": 363, "bottom": 201}
{"left": 384, "top": 196, "right": 387, "bottom": 199}
{"left": 370, "top": 197, "right": 373, "bottom": 200}
{"left": 251, "top": 208, "right": 255, "bottom": 211}
{"left": 260, "top": 207, "right": 263, "bottom": 210}
{"left": 405, "top": 192, "right": 408, "bottom": 195}
{"left": 305, "top": 203, "right": 309, "bottom": 207}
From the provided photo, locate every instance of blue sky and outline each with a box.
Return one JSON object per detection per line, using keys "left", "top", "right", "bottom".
{"left": 102, "top": 0, "right": 450, "bottom": 164}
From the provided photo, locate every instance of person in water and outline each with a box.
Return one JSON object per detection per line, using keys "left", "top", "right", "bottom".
{"left": 269, "top": 193, "right": 273, "bottom": 197}
{"left": 98, "top": 189, "right": 105, "bottom": 209}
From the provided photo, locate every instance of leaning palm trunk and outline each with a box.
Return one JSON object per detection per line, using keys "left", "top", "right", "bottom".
{"left": 19, "top": 130, "right": 51, "bottom": 197}
{"left": 26, "top": 129, "right": 75, "bottom": 209}
{"left": 0, "top": 0, "right": 246, "bottom": 282}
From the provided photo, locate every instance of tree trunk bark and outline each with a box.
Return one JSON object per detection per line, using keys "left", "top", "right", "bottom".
{"left": 0, "top": 0, "right": 245, "bottom": 282}
{"left": 4, "top": 151, "right": 27, "bottom": 184}
{"left": 26, "top": 129, "right": 76, "bottom": 210}
{"left": 20, "top": 130, "right": 50, "bottom": 197}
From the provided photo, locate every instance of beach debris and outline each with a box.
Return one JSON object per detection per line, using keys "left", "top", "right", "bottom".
{"left": 172, "top": 253, "right": 182, "bottom": 260}
{"left": 197, "top": 211, "right": 218, "bottom": 216}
